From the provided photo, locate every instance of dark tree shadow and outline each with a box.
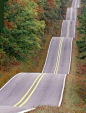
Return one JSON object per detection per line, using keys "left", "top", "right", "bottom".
{"left": 0, "top": 0, "right": 8, "bottom": 28}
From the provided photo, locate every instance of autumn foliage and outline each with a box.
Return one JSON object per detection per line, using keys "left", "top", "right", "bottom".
{"left": 0, "top": 0, "right": 68, "bottom": 69}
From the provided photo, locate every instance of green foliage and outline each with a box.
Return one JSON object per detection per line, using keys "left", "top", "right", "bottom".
{"left": 37, "top": 0, "right": 68, "bottom": 27}
{"left": 76, "top": 37, "right": 86, "bottom": 53}
{"left": 81, "top": 0, "right": 86, "bottom": 4}
{"left": 77, "top": 2, "right": 86, "bottom": 59}
{"left": 0, "top": 0, "right": 69, "bottom": 68}
{"left": 84, "top": 98, "right": 86, "bottom": 103}
{"left": 0, "top": 0, "right": 45, "bottom": 66}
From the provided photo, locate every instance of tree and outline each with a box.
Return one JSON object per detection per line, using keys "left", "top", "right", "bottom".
{"left": 0, "top": 0, "right": 8, "bottom": 28}
{"left": 77, "top": 2, "right": 86, "bottom": 59}
{"left": 0, "top": 0, "right": 45, "bottom": 66}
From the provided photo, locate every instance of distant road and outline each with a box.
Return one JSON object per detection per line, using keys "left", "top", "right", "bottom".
{"left": 61, "top": 20, "right": 75, "bottom": 38}
{"left": 42, "top": 37, "right": 73, "bottom": 74}
{"left": 66, "top": 8, "right": 77, "bottom": 20}
{"left": 72, "top": 0, "right": 80, "bottom": 8}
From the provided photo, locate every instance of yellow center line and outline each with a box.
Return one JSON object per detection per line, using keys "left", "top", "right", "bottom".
{"left": 70, "top": 8, "right": 73, "bottom": 20}
{"left": 14, "top": 73, "right": 43, "bottom": 107}
{"left": 54, "top": 38, "right": 64, "bottom": 74}
{"left": 19, "top": 73, "right": 46, "bottom": 107}
{"left": 66, "top": 21, "right": 70, "bottom": 37}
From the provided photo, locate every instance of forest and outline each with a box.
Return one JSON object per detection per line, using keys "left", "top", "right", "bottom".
{"left": 77, "top": 0, "right": 86, "bottom": 60}
{"left": 76, "top": 0, "right": 86, "bottom": 104}
{"left": 0, "top": 0, "right": 68, "bottom": 71}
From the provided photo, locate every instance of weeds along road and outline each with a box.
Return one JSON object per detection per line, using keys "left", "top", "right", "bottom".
{"left": 0, "top": 0, "right": 80, "bottom": 112}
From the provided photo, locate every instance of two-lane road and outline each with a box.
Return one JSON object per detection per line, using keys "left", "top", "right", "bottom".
{"left": 72, "top": 0, "right": 80, "bottom": 8}
{"left": 61, "top": 3, "right": 78, "bottom": 38}
{"left": 42, "top": 37, "right": 73, "bottom": 74}
{"left": 66, "top": 8, "right": 77, "bottom": 20}
{"left": 0, "top": 73, "right": 66, "bottom": 113}
{"left": 61, "top": 20, "right": 75, "bottom": 38}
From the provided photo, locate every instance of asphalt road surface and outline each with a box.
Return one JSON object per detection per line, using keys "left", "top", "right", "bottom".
{"left": 0, "top": 73, "right": 66, "bottom": 113}
{"left": 61, "top": 20, "right": 75, "bottom": 38}
{"left": 66, "top": 8, "right": 77, "bottom": 20}
{"left": 0, "top": 0, "right": 80, "bottom": 112}
{"left": 72, "top": 0, "right": 80, "bottom": 8}
{"left": 42, "top": 37, "right": 73, "bottom": 74}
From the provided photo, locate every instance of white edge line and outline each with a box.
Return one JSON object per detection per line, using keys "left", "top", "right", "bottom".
{"left": 68, "top": 38, "right": 73, "bottom": 74}
{"left": 18, "top": 108, "right": 36, "bottom": 113}
{"left": 42, "top": 37, "right": 53, "bottom": 73}
{"left": 0, "top": 73, "right": 22, "bottom": 91}
{"left": 58, "top": 74, "right": 67, "bottom": 107}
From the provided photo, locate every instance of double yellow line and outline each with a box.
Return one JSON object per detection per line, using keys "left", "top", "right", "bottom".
{"left": 14, "top": 73, "right": 46, "bottom": 107}
{"left": 54, "top": 37, "right": 64, "bottom": 74}
{"left": 54, "top": 8, "right": 73, "bottom": 73}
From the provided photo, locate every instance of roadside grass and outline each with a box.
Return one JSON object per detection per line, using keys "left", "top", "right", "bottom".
{"left": 62, "top": 7, "right": 86, "bottom": 112}
{"left": 0, "top": 65, "right": 23, "bottom": 88}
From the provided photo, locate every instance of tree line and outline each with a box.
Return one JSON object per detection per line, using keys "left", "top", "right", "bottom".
{"left": 0, "top": 0, "right": 68, "bottom": 69}
{"left": 76, "top": 0, "right": 86, "bottom": 60}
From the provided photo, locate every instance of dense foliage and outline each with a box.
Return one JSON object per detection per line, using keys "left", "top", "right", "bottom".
{"left": 0, "top": 0, "right": 68, "bottom": 68}
{"left": 76, "top": 0, "right": 86, "bottom": 59}
{"left": 0, "top": 0, "right": 45, "bottom": 67}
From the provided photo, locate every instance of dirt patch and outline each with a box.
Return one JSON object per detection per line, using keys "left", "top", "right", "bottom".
{"left": 78, "top": 63, "right": 86, "bottom": 74}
